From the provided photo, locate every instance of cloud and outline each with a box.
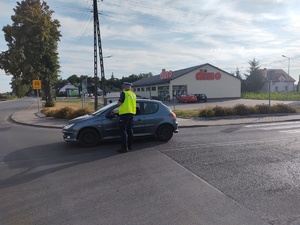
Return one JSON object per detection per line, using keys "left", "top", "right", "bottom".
{"left": 1, "top": 0, "right": 300, "bottom": 93}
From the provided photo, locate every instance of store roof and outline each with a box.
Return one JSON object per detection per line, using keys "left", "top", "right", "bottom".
{"left": 132, "top": 64, "right": 206, "bottom": 87}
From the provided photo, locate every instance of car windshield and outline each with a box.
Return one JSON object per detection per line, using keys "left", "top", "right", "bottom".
{"left": 92, "top": 102, "right": 117, "bottom": 116}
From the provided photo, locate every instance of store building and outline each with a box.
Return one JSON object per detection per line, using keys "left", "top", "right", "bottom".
{"left": 132, "top": 63, "right": 241, "bottom": 101}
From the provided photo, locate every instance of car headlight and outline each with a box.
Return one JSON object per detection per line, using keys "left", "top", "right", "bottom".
{"left": 64, "top": 123, "right": 75, "bottom": 129}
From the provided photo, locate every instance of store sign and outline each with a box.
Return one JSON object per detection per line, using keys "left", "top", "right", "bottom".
{"left": 160, "top": 70, "right": 172, "bottom": 79}
{"left": 196, "top": 69, "right": 222, "bottom": 80}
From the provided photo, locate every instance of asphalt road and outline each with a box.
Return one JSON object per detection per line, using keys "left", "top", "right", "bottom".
{"left": 160, "top": 124, "right": 300, "bottom": 225}
{"left": 1, "top": 98, "right": 300, "bottom": 225}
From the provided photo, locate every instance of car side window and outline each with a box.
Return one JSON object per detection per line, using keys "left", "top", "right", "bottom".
{"left": 107, "top": 103, "right": 142, "bottom": 117}
{"left": 135, "top": 102, "right": 141, "bottom": 116}
{"left": 144, "top": 102, "right": 158, "bottom": 115}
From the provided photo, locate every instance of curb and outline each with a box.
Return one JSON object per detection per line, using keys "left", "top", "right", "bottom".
{"left": 10, "top": 112, "right": 65, "bottom": 129}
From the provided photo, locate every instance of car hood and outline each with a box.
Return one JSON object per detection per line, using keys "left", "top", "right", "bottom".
{"left": 68, "top": 114, "right": 93, "bottom": 124}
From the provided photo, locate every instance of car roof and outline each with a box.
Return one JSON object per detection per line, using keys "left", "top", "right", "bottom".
{"left": 136, "top": 99, "right": 162, "bottom": 104}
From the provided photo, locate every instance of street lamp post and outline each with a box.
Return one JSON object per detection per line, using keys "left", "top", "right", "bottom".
{"left": 101, "top": 55, "right": 113, "bottom": 105}
{"left": 282, "top": 55, "right": 291, "bottom": 98}
{"left": 282, "top": 55, "right": 290, "bottom": 76}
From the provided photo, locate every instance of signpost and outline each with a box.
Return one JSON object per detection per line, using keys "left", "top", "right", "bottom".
{"left": 32, "top": 80, "right": 41, "bottom": 113}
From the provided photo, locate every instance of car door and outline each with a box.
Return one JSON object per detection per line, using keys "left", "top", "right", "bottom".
{"left": 141, "top": 102, "right": 160, "bottom": 135}
{"left": 132, "top": 102, "right": 145, "bottom": 136}
{"left": 101, "top": 106, "right": 120, "bottom": 140}
{"left": 101, "top": 102, "right": 145, "bottom": 140}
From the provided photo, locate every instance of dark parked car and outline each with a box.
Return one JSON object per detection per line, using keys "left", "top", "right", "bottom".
{"left": 62, "top": 99, "right": 178, "bottom": 147}
{"left": 194, "top": 94, "right": 207, "bottom": 102}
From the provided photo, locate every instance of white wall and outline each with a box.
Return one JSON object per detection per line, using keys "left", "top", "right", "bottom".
{"left": 170, "top": 65, "right": 241, "bottom": 99}
{"left": 261, "top": 81, "right": 295, "bottom": 92}
{"left": 134, "top": 86, "right": 156, "bottom": 98}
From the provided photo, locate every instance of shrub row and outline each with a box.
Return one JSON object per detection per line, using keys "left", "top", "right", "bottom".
{"left": 41, "top": 107, "right": 93, "bottom": 120}
{"left": 41, "top": 103, "right": 296, "bottom": 120}
{"left": 198, "top": 103, "right": 296, "bottom": 118}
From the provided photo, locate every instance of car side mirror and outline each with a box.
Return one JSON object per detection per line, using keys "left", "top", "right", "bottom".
{"left": 107, "top": 112, "right": 117, "bottom": 119}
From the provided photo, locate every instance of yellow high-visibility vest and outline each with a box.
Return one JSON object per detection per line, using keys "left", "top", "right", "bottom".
{"left": 119, "top": 90, "right": 136, "bottom": 115}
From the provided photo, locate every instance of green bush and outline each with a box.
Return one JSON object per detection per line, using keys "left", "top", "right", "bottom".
{"left": 271, "top": 103, "right": 296, "bottom": 113}
{"left": 196, "top": 103, "right": 297, "bottom": 118}
{"left": 254, "top": 104, "right": 269, "bottom": 114}
{"left": 42, "top": 107, "right": 93, "bottom": 119}
{"left": 41, "top": 108, "right": 56, "bottom": 117}
{"left": 70, "top": 108, "right": 92, "bottom": 118}
{"left": 212, "top": 106, "right": 234, "bottom": 117}
{"left": 233, "top": 104, "right": 253, "bottom": 115}
{"left": 198, "top": 107, "right": 215, "bottom": 117}
{"left": 55, "top": 107, "right": 74, "bottom": 119}
{"left": 213, "top": 105, "right": 227, "bottom": 117}
{"left": 43, "top": 101, "right": 56, "bottom": 107}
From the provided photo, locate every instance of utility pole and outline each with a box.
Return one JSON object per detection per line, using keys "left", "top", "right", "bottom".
{"left": 93, "top": 0, "right": 106, "bottom": 110}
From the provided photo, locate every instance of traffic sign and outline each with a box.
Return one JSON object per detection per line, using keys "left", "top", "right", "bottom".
{"left": 32, "top": 80, "right": 41, "bottom": 89}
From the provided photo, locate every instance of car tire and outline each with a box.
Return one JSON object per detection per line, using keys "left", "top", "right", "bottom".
{"left": 156, "top": 124, "right": 173, "bottom": 141}
{"left": 78, "top": 128, "right": 99, "bottom": 147}
{"left": 184, "top": 100, "right": 187, "bottom": 103}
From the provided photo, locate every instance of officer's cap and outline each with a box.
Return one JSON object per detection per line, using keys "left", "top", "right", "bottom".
{"left": 123, "top": 82, "right": 133, "bottom": 86}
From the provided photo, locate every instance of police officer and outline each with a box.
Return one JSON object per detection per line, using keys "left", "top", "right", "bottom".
{"left": 117, "top": 82, "right": 136, "bottom": 153}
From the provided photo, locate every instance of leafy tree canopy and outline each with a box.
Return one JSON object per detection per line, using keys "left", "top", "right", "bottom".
{"left": 0, "top": 0, "right": 61, "bottom": 105}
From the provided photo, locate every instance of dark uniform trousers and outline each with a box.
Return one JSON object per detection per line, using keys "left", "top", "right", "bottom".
{"left": 119, "top": 113, "right": 134, "bottom": 149}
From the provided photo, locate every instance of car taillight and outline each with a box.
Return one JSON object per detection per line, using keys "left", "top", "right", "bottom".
{"left": 169, "top": 112, "right": 176, "bottom": 118}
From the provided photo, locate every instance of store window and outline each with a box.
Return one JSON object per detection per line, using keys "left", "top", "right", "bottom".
{"left": 158, "top": 86, "right": 169, "bottom": 101}
{"left": 141, "top": 87, "right": 145, "bottom": 91}
{"left": 137, "top": 88, "right": 140, "bottom": 91}
{"left": 172, "top": 85, "right": 187, "bottom": 97}
{"left": 151, "top": 86, "right": 156, "bottom": 91}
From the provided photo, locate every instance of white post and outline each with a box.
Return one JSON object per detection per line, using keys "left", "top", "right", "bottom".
{"left": 37, "top": 89, "right": 40, "bottom": 113}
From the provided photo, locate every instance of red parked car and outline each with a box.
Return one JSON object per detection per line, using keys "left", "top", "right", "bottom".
{"left": 177, "top": 94, "right": 197, "bottom": 103}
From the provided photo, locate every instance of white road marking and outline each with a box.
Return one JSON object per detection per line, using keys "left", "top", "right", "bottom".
{"left": 244, "top": 121, "right": 300, "bottom": 133}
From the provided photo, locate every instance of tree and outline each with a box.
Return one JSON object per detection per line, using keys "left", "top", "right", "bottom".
{"left": 234, "top": 67, "right": 243, "bottom": 79}
{"left": 244, "top": 58, "right": 265, "bottom": 92}
{"left": 67, "top": 74, "right": 81, "bottom": 84}
{"left": 1, "top": 0, "right": 61, "bottom": 105}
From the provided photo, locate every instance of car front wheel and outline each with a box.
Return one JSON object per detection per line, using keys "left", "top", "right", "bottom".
{"left": 156, "top": 124, "right": 173, "bottom": 141}
{"left": 78, "top": 128, "right": 99, "bottom": 147}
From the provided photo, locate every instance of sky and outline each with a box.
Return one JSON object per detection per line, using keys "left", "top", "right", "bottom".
{"left": 1, "top": 0, "right": 300, "bottom": 93}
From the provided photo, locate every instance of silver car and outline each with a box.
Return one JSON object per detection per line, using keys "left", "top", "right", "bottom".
{"left": 62, "top": 99, "right": 179, "bottom": 147}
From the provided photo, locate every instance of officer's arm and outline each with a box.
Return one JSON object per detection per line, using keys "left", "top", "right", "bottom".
{"left": 118, "top": 92, "right": 125, "bottom": 106}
